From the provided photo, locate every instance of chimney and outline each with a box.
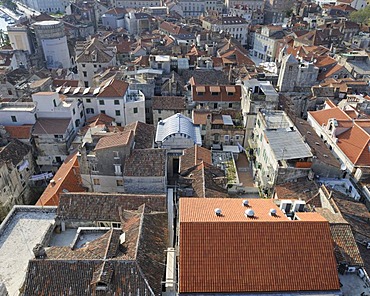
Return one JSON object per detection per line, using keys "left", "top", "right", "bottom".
{"left": 33, "top": 243, "right": 46, "bottom": 259}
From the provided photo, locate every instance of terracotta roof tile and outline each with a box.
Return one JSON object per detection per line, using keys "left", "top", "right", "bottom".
{"left": 193, "top": 110, "right": 210, "bottom": 125}
{"left": 95, "top": 130, "right": 133, "bottom": 150}
{"left": 97, "top": 79, "right": 129, "bottom": 97}
{"left": 124, "top": 149, "right": 166, "bottom": 177}
{"left": 33, "top": 118, "right": 72, "bottom": 135}
{"left": 192, "top": 85, "right": 241, "bottom": 102}
{"left": 179, "top": 199, "right": 339, "bottom": 293}
{"left": 123, "top": 121, "right": 155, "bottom": 149}
{"left": 57, "top": 193, "right": 166, "bottom": 221}
{"left": 152, "top": 96, "right": 186, "bottom": 110}
{"left": 36, "top": 154, "right": 86, "bottom": 206}
{"left": 4, "top": 125, "right": 33, "bottom": 140}
{"left": 180, "top": 145, "right": 212, "bottom": 173}
{"left": 309, "top": 107, "right": 351, "bottom": 125}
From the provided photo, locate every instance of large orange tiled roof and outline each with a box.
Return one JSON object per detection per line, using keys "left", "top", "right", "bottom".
{"left": 180, "top": 198, "right": 288, "bottom": 222}
{"left": 36, "top": 154, "right": 85, "bottom": 206}
{"left": 309, "top": 107, "right": 351, "bottom": 125}
{"left": 179, "top": 198, "right": 340, "bottom": 294}
{"left": 309, "top": 105, "right": 370, "bottom": 166}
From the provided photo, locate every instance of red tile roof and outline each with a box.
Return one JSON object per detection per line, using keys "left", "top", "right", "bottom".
{"left": 179, "top": 198, "right": 340, "bottom": 294}
{"left": 4, "top": 125, "right": 33, "bottom": 140}
{"left": 36, "top": 154, "right": 85, "bottom": 206}
{"left": 97, "top": 79, "right": 129, "bottom": 97}
{"left": 309, "top": 106, "right": 370, "bottom": 166}
{"left": 95, "top": 130, "right": 133, "bottom": 150}
{"left": 309, "top": 107, "right": 351, "bottom": 125}
{"left": 192, "top": 85, "right": 241, "bottom": 102}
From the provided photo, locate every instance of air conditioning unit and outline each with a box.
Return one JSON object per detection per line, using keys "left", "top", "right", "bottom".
{"left": 347, "top": 267, "right": 356, "bottom": 273}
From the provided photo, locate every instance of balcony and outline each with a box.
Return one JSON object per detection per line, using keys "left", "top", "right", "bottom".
{"left": 249, "top": 93, "right": 266, "bottom": 101}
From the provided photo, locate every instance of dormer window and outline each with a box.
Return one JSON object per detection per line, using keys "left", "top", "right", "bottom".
{"left": 210, "top": 86, "right": 220, "bottom": 95}
{"left": 196, "top": 86, "right": 205, "bottom": 96}
{"left": 96, "top": 282, "right": 108, "bottom": 291}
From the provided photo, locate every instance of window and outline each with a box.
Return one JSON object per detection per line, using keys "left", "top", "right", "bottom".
{"left": 80, "top": 111, "right": 83, "bottom": 118}
{"left": 93, "top": 178, "right": 100, "bottom": 185}
{"left": 114, "top": 100, "right": 120, "bottom": 105}
{"left": 99, "top": 100, "right": 104, "bottom": 105}
{"left": 53, "top": 99, "right": 57, "bottom": 107}
{"left": 116, "top": 179, "right": 123, "bottom": 186}
{"left": 114, "top": 164, "right": 122, "bottom": 175}
{"left": 11, "top": 115, "right": 17, "bottom": 122}
{"left": 288, "top": 66, "right": 293, "bottom": 71}
{"left": 86, "top": 98, "right": 91, "bottom": 103}
{"left": 86, "top": 108, "right": 95, "bottom": 114}
{"left": 73, "top": 108, "right": 76, "bottom": 115}
{"left": 83, "top": 71, "right": 87, "bottom": 77}
{"left": 224, "top": 135, "right": 230, "bottom": 141}
{"left": 84, "top": 81, "right": 89, "bottom": 87}
{"left": 113, "top": 151, "right": 119, "bottom": 159}
{"left": 115, "top": 110, "right": 121, "bottom": 116}
{"left": 82, "top": 64, "right": 86, "bottom": 67}
{"left": 229, "top": 103, "right": 233, "bottom": 108}
{"left": 214, "top": 103, "right": 218, "bottom": 109}
{"left": 211, "top": 92, "right": 218, "bottom": 96}
{"left": 101, "top": 110, "right": 106, "bottom": 114}
{"left": 158, "top": 110, "right": 161, "bottom": 114}
{"left": 133, "top": 107, "right": 138, "bottom": 114}
{"left": 8, "top": 89, "right": 12, "bottom": 95}
{"left": 75, "top": 119, "right": 80, "bottom": 127}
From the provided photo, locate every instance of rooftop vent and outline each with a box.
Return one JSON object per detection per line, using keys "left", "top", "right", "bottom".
{"left": 242, "top": 199, "right": 249, "bottom": 207}
{"left": 214, "top": 208, "right": 222, "bottom": 216}
{"left": 269, "top": 208, "right": 277, "bottom": 216}
{"left": 245, "top": 209, "right": 255, "bottom": 218}
{"left": 33, "top": 243, "right": 46, "bottom": 259}
{"left": 50, "top": 179, "right": 56, "bottom": 186}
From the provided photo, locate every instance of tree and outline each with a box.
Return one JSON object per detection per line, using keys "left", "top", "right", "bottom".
{"left": 349, "top": 5, "right": 370, "bottom": 25}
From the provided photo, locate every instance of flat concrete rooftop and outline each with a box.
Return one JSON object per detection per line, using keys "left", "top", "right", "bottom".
{"left": 0, "top": 206, "right": 56, "bottom": 296}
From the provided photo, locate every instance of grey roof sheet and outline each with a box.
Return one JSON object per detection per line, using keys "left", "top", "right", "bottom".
{"left": 155, "top": 113, "right": 201, "bottom": 145}
{"left": 265, "top": 129, "right": 313, "bottom": 160}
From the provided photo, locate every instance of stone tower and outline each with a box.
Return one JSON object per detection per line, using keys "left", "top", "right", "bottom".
{"left": 277, "top": 54, "right": 299, "bottom": 92}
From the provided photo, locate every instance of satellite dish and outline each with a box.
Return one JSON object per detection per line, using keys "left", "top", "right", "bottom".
{"left": 245, "top": 209, "right": 255, "bottom": 217}
{"left": 340, "top": 164, "right": 346, "bottom": 171}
